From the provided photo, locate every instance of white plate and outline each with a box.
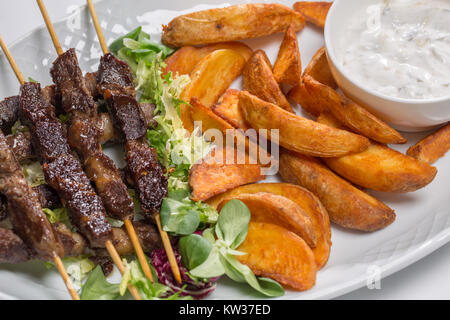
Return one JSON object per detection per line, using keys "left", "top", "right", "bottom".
{"left": 0, "top": 0, "right": 449, "bottom": 300}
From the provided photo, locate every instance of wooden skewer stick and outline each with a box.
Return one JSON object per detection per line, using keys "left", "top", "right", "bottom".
{"left": 86, "top": 0, "right": 182, "bottom": 284}
{"left": 37, "top": 0, "right": 153, "bottom": 285}
{"left": 0, "top": 35, "right": 80, "bottom": 301}
{"left": 36, "top": 0, "right": 63, "bottom": 55}
{"left": 0, "top": 36, "right": 25, "bottom": 84}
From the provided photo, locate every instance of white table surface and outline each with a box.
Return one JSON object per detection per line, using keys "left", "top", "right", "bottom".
{"left": 1, "top": 0, "right": 449, "bottom": 300}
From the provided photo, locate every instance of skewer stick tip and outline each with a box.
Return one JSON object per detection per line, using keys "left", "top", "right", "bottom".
{"left": 86, "top": 0, "right": 109, "bottom": 55}
{"left": 155, "top": 214, "right": 182, "bottom": 284}
{"left": 0, "top": 35, "right": 25, "bottom": 85}
{"left": 36, "top": 0, "right": 63, "bottom": 56}
{"left": 53, "top": 255, "right": 81, "bottom": 300}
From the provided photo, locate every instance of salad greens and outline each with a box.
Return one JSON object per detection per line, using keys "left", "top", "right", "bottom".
{"left": 179, "top": 200, "right": 285, "bottom": 297}
{"left": 22, "top": 161, "right": 45, "bottom": 187}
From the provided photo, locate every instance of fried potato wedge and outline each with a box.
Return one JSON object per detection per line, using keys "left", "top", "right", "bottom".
{"left": 318, "top": 112, "right": 437, "bottom": 192}
{"left": 162, "top": 4, "right": 306, "bottom": 47}
{"left": 190, "top": 98, "right": 234, "bottom": 134}
{"left": 180, "top": 49, "right": 246, "bottom": 131}
{"left": 239, "top": 91, "right": 370, "bottom": 157}
{"left": 243, "top": 50, "right": 293, "bottom": 112}
{"left": 303, "top": 75, "right": 406, "bottom": 144}
{"left": 207, "top": 183, "right": 331, "bottom": 268}
{"left": 237, "top": 222, "right": 317, "bottom": 291}
{"left": 303, "top": 47, "right": 337, "bottom": 88}
{"left": 217, "top": 192, "right": 317, "bottom": 248}
{"left": 273, "top": 25, "right": 302, "bottom": 86}
{"left": 189, "top": 146, "right": 265, "bottom": 201}
{"left": 279, "top": 150, "right": 396, "bottom": 232}
{"left": 407, "top": 123, "right": 450, "bottom": 164}
{"left": 287, "top": 80, "right": 322, "bottom": 117}
{"left": 211, "top": 89, "right": 250, "bottom": 130}
{"left": 293, "top": 1, "right": 332, "bottom": 28}
{"left": 163, "top": 42, "right": 253, "bottom": 76}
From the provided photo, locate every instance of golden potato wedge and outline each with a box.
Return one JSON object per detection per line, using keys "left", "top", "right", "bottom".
{"left": 407, "top": 123, "right": 450, "bottom": 164}
{"left": 180, "top": 49, "right": 246, "bottom": 131}
{"left": 211, "top": 89, "right": 250, "bottom": 130}
{"left": 217, "top": 192, "right": 317, "bottom": 248}
{"left": 189, "top": 146, "right": 265, "bottom": 201}
{"left": 208, "top": 183, "right": 331, "bottom": 268}
{"left": 237, "top": 222, "right": 317, "bottom": 291}
{"left": 239, "top": 91, "right": 370, "bottom": 157}
{"left": 190, "top": 98, "right": 234, "bottom": 134}
{"left": 293, "top": 1, "right": 332, "bottom": 28}
{"left": 273, "top": 25, "right": 302, "bottom": 86}
{"left": 318, "top": 112, "right": 437, "bottom": 192}
{"left": 279, "top": 150, "right": 396, "bottom": 232}
{"left": 243, "top": 50, "right": 293, "bottom": 112}
{"left": 303, "top": 47, "right": 337, "bottom": 89}
{"left": 303, "top": 75, "right": 406, "bottom": 144}
{"left": 162, "top": 4, "right": 306, "bottom": 47}
{"left": 288, "top": 79, "right": 323, "bottom": 116}
{"left": 163, "top": 42, "right": 253, "bottom": 76}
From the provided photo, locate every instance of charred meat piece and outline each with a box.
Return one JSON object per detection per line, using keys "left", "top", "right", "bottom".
{"left": 33, "top": 184, "right": 61, "bottom": 209}
{"left": 50, "top": 49, "right": 97, "bottom": 117}
{"left": 140, "top": 103, "right": 156, "bottom": 128}
{"left": 0, "top": 96, "right": 19, "bottom": 134}
{"left": 89, "top": 254, "right": 113, "bottom": 276}
{"left": 51, "top": 49, "right": 134, "bottom": 221}
{"left": 0, "top": 194, "right": 7, "bottom": 221}
{"left": 97, "top": 112, "right": 117, "bottom": 145}
{"left": 97, "top": 53, "right": 135, "bottom": 97}
{"left": 41, "top": 84, "right": 63, "bottom": 115}
{"left": 52, "top": 222, "right": 87, "bottom": 257}
{"left": 19, "top": 83, "right": 70, "bottom": 161}
{"left": 126, "top": 140, "right": 167, "bottom": 216}
{"left": 0, "top": 228, "right": 31, "bottom": 263}
{"left": 6, "top": 131, "right": 36, "bottom": 163}
{"left": 43, "top": 154, "right": 112, "bottom": 248}
{"left": 0, "top": 129, "right": 64, "bottom": 259}
{"left": 132, "top": 221, "right": 162, "bottom": 252}
{"left": 103, "top": 92, "right": 147, "bottom": 141}
{"left": 84, "top": 72, "right": 99, "bottom": 99}
{"left": 83, "top": 151, "right": 134, "bottom": 220}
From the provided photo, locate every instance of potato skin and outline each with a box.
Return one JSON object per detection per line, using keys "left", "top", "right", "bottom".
{"left": 293, "top": 1, "right": 332, "bottom": 28}
{"left": 239, "top": 91, "right": 370, "bottom": 157}
{"left": 207, "top": 182, "right": 331, "bottom": 269}
{"left": 279, "top": 150, "right": 396, "bottom": 232}
{"left": 243, "top": 50, "right": 293, "bottom": 112}
{"left": 217, "top": 192, "right": 317, "bottom": 248}
{"left": 273, "top": 25, "right": 302, "bottom": 86}
{"left": 318, "top": 112, "right": 437, "bottom": 193}
{"left": 189, "top": 146, "right": 265, "bottom": 201}
{"left": 288, "top": 78, "right": 323, "bottom": 116}
{"left": 407, "top": 123, "right": 450, "bottom": 164}
{"left": 163, "top": 42, "right": 253, "bottom": 77}
{"left": 212, "top": 89, "right": 250, "bottom": 130}
{"left": 303, "top": 75, "right": 406, "bottom": 144}
{"left": 162, "top": 4, "right": 306, "bottom": 47}
{"left": 180, "top": 49, "right": 246, "bottom": 131}
{"left": 303, "top": 47, "right": 337, "bottom": 89}
{"left": 237, "top": 222, "right": 317, "bottom": 291}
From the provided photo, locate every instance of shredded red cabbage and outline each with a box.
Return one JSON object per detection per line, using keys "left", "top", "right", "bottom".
{"left": 151, "top": 247, "right": 219, "bottom": 299}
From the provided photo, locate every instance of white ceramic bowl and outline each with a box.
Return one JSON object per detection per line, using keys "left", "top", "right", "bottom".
{"left": 324, "top": 0, "right": 450, "bottom": 132}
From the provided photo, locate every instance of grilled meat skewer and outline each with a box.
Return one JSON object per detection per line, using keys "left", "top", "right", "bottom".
{"left": 50, "top": 48, "right": 134, "bottom": 221}
{"left": 19, "top": 81, "right": 113, "bottom": 248}
{"left": 0, "top": 221, "right": 161, "bottom": 264}
{"left": 98, "top": 54, "right": 168, "bottom": 217}
{"left": 0, "top": 129, "right": 64, "bottom": 260}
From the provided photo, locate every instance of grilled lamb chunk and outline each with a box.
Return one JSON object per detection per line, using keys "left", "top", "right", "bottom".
{"left": 43, "top": 154, "right": 112, "bottom": 248}
{"left": 97, "top": 53, "right": 135, "bottom": 97}
{"left": 6, "top": 131, "right": 35, "bottom": 163}
{"left": 0, "top": 96, "right": 19, "bottom": 134}
{"left": 33, "top": 184, "right": 61, "bottom": 209}
{"left": 19, "top": 83, "right": 70, "bottom": 161}
{"left": 50, "top": 49, "right": 97, "bottom": 117}
{"left": 0, "top": 129, "right": 64, "bottom": 259}
{"left": 0, "top": 195, "right": 7, "bottom": 221}
{"left": 52, "top": 222, "right": 87, "bottom": 257}
{"left": 84, "top": 72, "right": 99, "bottom": 99}
{"left": 103, "top": 91, "right": 147, "bottom": 141}
{"left": 0, "top": 228, "right": 31, "bottom": 263}
{"left": 126, "top": 140, "right": 167, "bottom": 216}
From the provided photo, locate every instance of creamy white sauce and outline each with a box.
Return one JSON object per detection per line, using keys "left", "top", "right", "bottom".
{"left": 340, "top": 0, "right": 450, "bottom": 100}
